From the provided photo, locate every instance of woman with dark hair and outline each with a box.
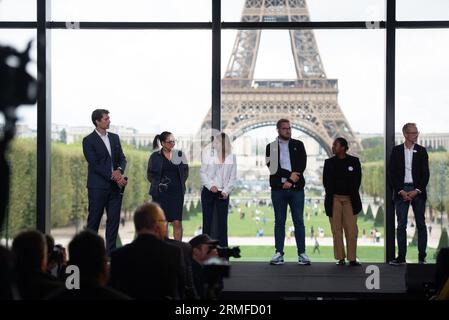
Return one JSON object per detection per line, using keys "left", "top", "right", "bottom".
{"left": 323, "top": 137, "right": 362, "bottom": 266}
{"left": 200, "top": 132, "right": 237, "bottom": 246}
{"left": 147, "top": 131, "right": 189, "bottom": 240}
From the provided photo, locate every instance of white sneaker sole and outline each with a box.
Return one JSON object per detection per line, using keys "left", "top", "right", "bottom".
{"left": 270, "top": 261, "right": 285, "bottom": 265}
{"left": 298, "top": 261, "right": 311, "bottom": 265}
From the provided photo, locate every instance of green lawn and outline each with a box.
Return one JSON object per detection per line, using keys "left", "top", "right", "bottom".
{"left": 230, "top": 246, "right": 437, "bottom": 263}
{"left": 182, "top": 203, "right": 384, "bottom": 239}
{"left": 180, "top": 203, "right": 437, "bottom": 263}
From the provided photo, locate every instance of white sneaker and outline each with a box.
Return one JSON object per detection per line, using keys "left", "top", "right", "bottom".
{"left": 270, "top": 252, "right": 284, "bottom": 265}
{"left": 298, "top": 253, "right": 311, "bottom": 265}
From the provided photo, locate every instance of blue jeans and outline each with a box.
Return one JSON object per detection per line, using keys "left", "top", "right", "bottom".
{"left": 201, "top": 187, "right": 230, "bottom": 247}
{"left": 271, "top": 189, "right": 305, "bottom": 255}
{"left": 395, "top": 185, "right": 427, "bottom": 260}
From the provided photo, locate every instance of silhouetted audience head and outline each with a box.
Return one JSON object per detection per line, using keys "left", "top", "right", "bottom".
{"left": 45, "top": 234, "right": 67, "bottom": 279}
{"left": 68, "top": 230, "right": 108, "bottom": 287}
{"left": 12, "top": 230, "right": 47, "bottom": 274}
{"left": 134, "top": 202, "right": 167, "bottom": 240}
{"left": 435, "top": 247, "right": 449, "bottom": 293}
{"left": 189, "top": 234, "right": 219, "bottom": 265}
{"left": 45, "top": 234, "right": 55, "bottom": 257}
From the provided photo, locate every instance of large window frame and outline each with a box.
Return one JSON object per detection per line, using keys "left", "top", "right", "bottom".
{"left": 1, "top": 0, "right": 448, "bottom": 262}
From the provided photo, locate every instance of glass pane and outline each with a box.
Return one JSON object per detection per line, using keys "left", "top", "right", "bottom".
{"left": 0, "top": 0, "right": 36, "bottom": 21}
{"left": 51, "top": 0, "right": 211, "bottom": 22}
{"left": 223, "top": 0, "right": 385, "bottom": 22}
{"left": 397, "top": 0, "right": 449, "bottom": 21}
{"left": 396, "top": 29, "right": 449, "bottom": 263}
{"left": 50, "top": 30, "right": 211, "bottom": 248}
{"left": 0, "top": 29, "right": 37, "bottom": 244}
{"left": 216, "top": 28, "right": 386, "bottom": 262}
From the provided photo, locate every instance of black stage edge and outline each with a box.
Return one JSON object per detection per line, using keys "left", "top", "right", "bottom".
{"left": 221, "top": 262, "right": 436, "bottom": 300}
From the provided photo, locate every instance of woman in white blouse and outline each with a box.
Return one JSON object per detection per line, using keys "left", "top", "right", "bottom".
{"left": 200, "top": 132, "right": 237, "bottom": 246}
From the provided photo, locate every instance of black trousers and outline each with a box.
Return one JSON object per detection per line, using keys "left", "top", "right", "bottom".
{"left": 201, "top": 187, "right": 229, "bottom": 247}
{"left": 87, "top": 187, "right": 123, "bottom": 255}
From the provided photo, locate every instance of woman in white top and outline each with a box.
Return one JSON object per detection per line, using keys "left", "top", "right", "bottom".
{"left": 200, "top": 132, "right": 237, "bottom": 246}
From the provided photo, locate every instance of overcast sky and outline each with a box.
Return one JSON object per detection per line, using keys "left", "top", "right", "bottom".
{"left": 1, "top": 0, "right": 449, "bottom": 135}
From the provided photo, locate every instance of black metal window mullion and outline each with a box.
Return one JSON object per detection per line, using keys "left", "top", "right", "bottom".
{"left": 36, "top": 0, "right": 51, "bottom": 234}
{"left": 385, "top": 0, "right": 397, "bottom": 263}
{"left": 212, "top": 0, "right": 221, "bottom": 131}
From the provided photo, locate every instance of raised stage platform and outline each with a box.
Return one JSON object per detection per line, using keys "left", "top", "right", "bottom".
{"left": 221, "top": 262, "right": 436, "bottom": 300}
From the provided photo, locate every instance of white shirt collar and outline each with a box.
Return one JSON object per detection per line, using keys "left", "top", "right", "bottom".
{"left": 404, "top": 143, "right": 415, "bottom": 151}
{"left": 95, "top": 129, "right": 108, "bottom": 137}
{"left": 277, "top": 137, "right": 290, "bottom": 144}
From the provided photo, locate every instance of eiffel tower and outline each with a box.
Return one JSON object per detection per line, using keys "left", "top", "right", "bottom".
{"left": 200, "top": 0, "right": 362, "bottom": 155}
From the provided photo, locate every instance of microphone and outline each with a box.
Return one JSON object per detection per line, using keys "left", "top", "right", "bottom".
{"left": 119, "top": 177, "right": 128, "bottom": 196}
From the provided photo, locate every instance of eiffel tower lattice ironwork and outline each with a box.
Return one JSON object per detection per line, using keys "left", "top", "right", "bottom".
{"left": 200, "top": 0, "right": 362, "bottom": 155}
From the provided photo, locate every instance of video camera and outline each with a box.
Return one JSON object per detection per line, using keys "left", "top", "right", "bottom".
{"left": 216, "top": 245, "right": 241, "bottom": 260}
{"left": 202, "top": 245, "right": 240, "bottom": 299}
{"left": 0, "top": 42, "right": 37, "bottom": 110}
{"left": 0, "top": 41, "right": 37, "bottom": 231}
{"left": 49, "top": 244, "right": 65, "bottom": 265}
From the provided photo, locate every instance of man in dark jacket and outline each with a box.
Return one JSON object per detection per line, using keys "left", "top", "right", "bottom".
{"left": 109, "top": 202, "right": 183, "bottom": 299}
{"left": 265, "top": 119, "right": 310, "bottom": 266}
{"left": 82, "top": 109, "right": 127, "bottom": 255}
{"left": 388, "top": 123, "right": 429, "bottom": 265}
{"left": 165, "top": 237, "right": 198, "bottom": 299}
{"left": 12, "top": 230, "right": 64, "bottom": 299}
{"left": 47, "top": 230, "right": 129, "bottom": 300}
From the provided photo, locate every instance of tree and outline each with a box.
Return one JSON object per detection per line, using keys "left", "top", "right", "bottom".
{"left": 427, "top": 152, "right": 449, "bottom": 228}
{"left": 69, "top": 151, "right": 88, "bottom": 232}
{"left": 4, "top": 139, "right": 37, "bottom": 238}
{"left": 361, "top": 162, "right": 384, "bottom": 201}
{"left": 374, "top": 205, "right": 384, "bottom": 227}
{"left": 182, "top": 204, "right": 190, "bottom": 221}
{"left": 365, "top": 204, "right": 374, "bottom": 221}
{"left": 359, "top": 207, "right": 365, "bottom": 218}
{"left": 436, "top": 228, "right": 448, "bottom": 253}
{"left": 59, "top": 128, "right": 67, "bottom": 144}
{"left": 409, "top": 228, "right": 418, "bottom": 247}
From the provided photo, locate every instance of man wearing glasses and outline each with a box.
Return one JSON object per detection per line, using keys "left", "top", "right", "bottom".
{"left": 389, "top": 123, "right": 430, "bottom": 265}
{"left": 265, "top": 119, "right": 310, "bottom": 265}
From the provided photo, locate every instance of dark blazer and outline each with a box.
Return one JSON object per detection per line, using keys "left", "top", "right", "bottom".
{"left": 191, "top": 260, "right": 205, "bottom": 299}
{"left": 265, "top": 138, "right": 307, "bottom": 190}
{"left": 82, "top": 131, "right": 127, "bottom": 189}
{"left": 147, "top": 149, "right": 189, "bottom": 197}
{"left": 165, "top": 238, "right": 198, "bottom": 300}
{"left": 388, "top": 143, "right": 429, "bottom": 200}
{"left": 323, "top": 155, "right": 362, "bottom": 217}
{"left": 17, "top": 271, "right": 64, "bottom": 300}
{"left": 109, "top": 234, "right": 183, "bottom": 300}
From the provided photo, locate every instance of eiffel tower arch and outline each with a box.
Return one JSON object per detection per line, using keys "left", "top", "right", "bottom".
{"left": 199, "top": 0, "right": 362, "bottom": 156}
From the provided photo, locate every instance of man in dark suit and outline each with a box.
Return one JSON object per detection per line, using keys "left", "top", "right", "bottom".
{"left": 165, "top": 237, "right": 199, "bottom": 299}
{"left": 265, "top": 119, "right": 310, "bottom": 265}
{"left": 109, "top": 202, "right": 183, "bottom": 300}
{"left": 47, "top": 230, "right": 130, "bottom": 300}
{"left": 82, "top": 109, "right": 127, "bottom": 255}
{"left": 388, "top": 123, "right": 430, "bottom": 265}
{"left": 12, "top": 230, "right": 64, "bottom": 300}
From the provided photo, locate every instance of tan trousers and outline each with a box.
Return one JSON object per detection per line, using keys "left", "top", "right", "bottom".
{"left": 329, "top": 195, "right": 358, "bottom": 261}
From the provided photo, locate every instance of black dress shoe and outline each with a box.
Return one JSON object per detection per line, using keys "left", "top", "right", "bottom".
{"left": 389, "top": 257, "right": 406, "bottom": 266}
{"left": 349, "top": 260, "right": 361, "bottom": 266}
{"left": 336, "top": 259, "right": 346, "bottom": 266}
